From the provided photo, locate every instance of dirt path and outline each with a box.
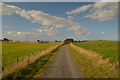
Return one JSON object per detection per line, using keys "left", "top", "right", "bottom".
{"left": 43, "top": 44, "right": 82, "bottom": 78}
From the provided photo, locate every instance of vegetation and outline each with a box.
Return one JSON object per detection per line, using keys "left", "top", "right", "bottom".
{"left": 64, "top": 38, "right": 74, "bottom": 44}
{"left": 73, "top": 41, "right": 118, "bottom": 62}
{"left": 37, "top": 40, "right": 40, "bottom": 42}
{"left": 2, "top": 42, "right": 59, "bottom": 71}
{"left": 3, "top": 38, "right": 10, "bottom": 41}
{"left": 3, "top": 45, "right": 61, "bottom": 79}
{"left": 68, "top": 45, "right": 118, "bottom": 78}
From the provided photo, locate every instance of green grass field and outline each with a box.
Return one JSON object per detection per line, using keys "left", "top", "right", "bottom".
{"left": 4, "top": 45, "right": 61, "bottom": 79}
{"left": 68, "top": 45, "right": 118, "bottom": 78}
{"left": 2, "top": 42, "right": 59, "bottom": 70}
{"left": 73, "top": 41, "right": 118, "bottom": 62}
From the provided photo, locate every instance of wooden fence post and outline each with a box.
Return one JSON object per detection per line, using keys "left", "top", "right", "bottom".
{"left": 27, "top": 54, "right": 30, "bottom": 63}
{"left": 17, "top": 56, "right": 18, "bottom": 62}
{"left": 2, "top": 67, "right": 4, "bottom": 71}
{"left": 28, "top": 54, "right": 29, "bottom": 57}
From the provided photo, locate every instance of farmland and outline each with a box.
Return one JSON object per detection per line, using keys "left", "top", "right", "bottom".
{"left": 3, "top": 45, "right": 62, "bottom": 79}
{"left": 73, "top": 41, "right": 118, "bottom": 62}
{"left": 68, "top": 44, "right": 118, "bottom": 78}
{"left": 2, "top": 42, "right": 59, "bottom": 71}
{"left": 2, "top": 40, "right": 119, "bottom": 78}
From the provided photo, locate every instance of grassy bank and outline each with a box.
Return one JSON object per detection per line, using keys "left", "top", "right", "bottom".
{"left": 73, "top": 41, "right": 118, "bottom": 62}
{"left": 2, "top": 42, "right": 59, "bottom": 69}
{"left": 3, "top": 44, "right": 62, "bottom": 79}
{"left": 2, "top": 42, "right": 62, "bottom": 78}
{"left": 68, "top": 44, "right": 118, "bottom": 78}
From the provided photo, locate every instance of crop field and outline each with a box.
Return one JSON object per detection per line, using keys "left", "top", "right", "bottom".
{"left": 73, "top": 41, "right": 118, "bottom": 62}
{"left": 2, "top": 42, "right": 59, "bottom": 70}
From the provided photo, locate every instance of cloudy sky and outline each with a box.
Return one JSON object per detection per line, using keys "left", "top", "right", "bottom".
{"left": 1, "top": 2, "right": 118, "bottom": 41}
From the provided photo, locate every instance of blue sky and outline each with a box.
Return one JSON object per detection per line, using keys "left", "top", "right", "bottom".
{"left": 2, "top": 2, "right": 118, "bottom": 41}
{"left": 1, "top": 0, "right": 119, "bottom": 2}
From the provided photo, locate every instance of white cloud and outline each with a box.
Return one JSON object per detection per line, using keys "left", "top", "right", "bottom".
{"left": 86, "top": 2, "right": 118, "bottom": 21}
{"left": 66, "top": 2, "right": 118, "bottom": 21}
{"left": 32, "top": 25, "right": 61, "bottom": 36}
{"left": 3, "top": 31, "right": 16, "bottom": 38}
{"left": 7, "top": 31, "right": 13, "bottom": 34}
{"left": 17, "top": 31, "right": 37, "bottom": 35}
{"left": 68, "top": 26, "right": 91, "bottom": 35}
{"left": 67, "top": 16, "right": 74, "bottom": 20}
{"left": 3, "top": 31, "right": 37, "bottom": 37}
{"left": 2, "top": 31, "right": 42, "bottom": 40}
{"left": 17, "top": 32, "right": 21, "bottom": 35}
{"left": 1, "top": 2, "right": 91, "bottom": 35}
{"left": 33, "top": 29, "right": 43, "bottom": 33}
{"left": 66, "top": 4, "right": 92, "bottom": 15}
{"left": 101, "top": 32, "right": 105, "bottom": 34}
{"left": 0, "top": 2, "right": 20, "bottom": 15}
{"left": 100, "top": 0, "right": 119, "bottom": 2}
{"left": 33, "top": 28, "right": 61, "bottom": 36}
{"left": 3, "top": 31, "right": 15, "bottom": 35}
{"left": 18, "top": 10, "right": 90, "bottom": 34}
{"left": 47, "top": 30, "right": 61, "bottom": 36}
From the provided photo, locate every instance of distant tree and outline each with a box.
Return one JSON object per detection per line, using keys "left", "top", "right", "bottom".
{"left": 59, "top": 41, "right": 61, "bottom": 42}
{"left": 37, "top": 40, "right": 40, "bottom": 42}
{"left": 10, "top": 39, "right": 12, "bottom": 42}
{"left": 55, "top": 40, "right": 58, "bottom": 42}
{"left": 64, "top": 38, "right": 74, "bottom": 44}
{"left": 74, "top": 40, "right": 77, "bottom": 42}
{"left": 41, "top": 40, "right": 43, "bottom": 43}
{"left": 4, "top": 38, "right": 9, "bottom": 41}
{"left": 78, "top": 40, "right": 81, "bottom": 42}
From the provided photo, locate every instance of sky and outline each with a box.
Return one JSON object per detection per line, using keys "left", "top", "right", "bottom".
{"left": 1, "top": 2, "right": 119, "bottom": 41}
{"left": 1, "top": 0, "right": 119, "bottom": 2}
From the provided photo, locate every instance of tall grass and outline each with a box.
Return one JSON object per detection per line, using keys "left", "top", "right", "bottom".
{"left": 68, "top": 44, "right": 118, "bottom": 78}
{"left": 3, "top": 44, "right": 62, "bottom": 79}
{"left": 2, "top": 42, "right": 59, "bottom": 70}
{"left": 73, "top": 41, "right": 118, "bottom": 62}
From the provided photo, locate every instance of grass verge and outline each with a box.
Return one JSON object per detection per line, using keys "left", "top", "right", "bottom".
{"left": 2, "top": 42, "right": 59, "bottom": 69}
{"left": 73, "top": 41, "right": 118, "bottom": 62}
{"left": 2, "top": 45, "right": 62, "bottom": 79}
{"left": 68, "top": 44, "right": 118, "bottom": 78}
{"left": 2, "top": 43, "right": 62, "bottom": 77}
